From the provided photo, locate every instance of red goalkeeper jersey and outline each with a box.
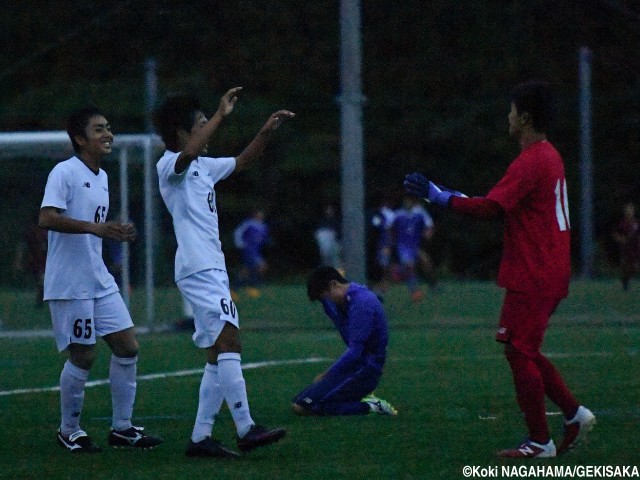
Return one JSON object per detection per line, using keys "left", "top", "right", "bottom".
{"left": 453, "top": 140, "right": 571, "bottom": 297}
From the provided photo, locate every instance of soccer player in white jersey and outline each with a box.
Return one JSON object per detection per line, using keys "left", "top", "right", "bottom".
{"left": 154, "top": 88, "right": 294, "bottom": 457}
{"left": 39, "top": 107, "right": 163, "bottom": 453}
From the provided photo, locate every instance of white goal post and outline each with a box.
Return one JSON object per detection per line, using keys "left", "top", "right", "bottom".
{"left": 0, "top": 131, "right": 165, "bottom": 330}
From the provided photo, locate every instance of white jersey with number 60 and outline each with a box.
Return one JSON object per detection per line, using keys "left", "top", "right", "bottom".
{"left": 156, "top": 151, "right": 236, "bottom": 281}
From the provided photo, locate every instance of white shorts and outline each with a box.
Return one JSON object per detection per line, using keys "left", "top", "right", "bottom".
{"left": 177, "top": 269, "right": 240, "bottom": 348}
{"left": 48, "top": 292, "right": 134, "bottom": 352}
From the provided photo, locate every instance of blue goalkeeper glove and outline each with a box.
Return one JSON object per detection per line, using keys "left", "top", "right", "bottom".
{"left": 403, "top": 173, "right": 467, "bottom": 207}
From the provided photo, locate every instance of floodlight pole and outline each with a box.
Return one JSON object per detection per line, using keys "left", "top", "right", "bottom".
{"left": 578, "top": 47, "right": 595, "bottom": 278}
{"left": 338, "top": 0, "right": 366, "bottom": 283}
{"left": 144, "top": 57, "right": 158, "bottom": 330}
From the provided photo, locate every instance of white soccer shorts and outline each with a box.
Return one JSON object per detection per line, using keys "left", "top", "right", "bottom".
{"left": 177, "top": 268, "right": 240, "bottom": 348}
{"left": 48, "top": 292, "right": 134, "bottom": 352}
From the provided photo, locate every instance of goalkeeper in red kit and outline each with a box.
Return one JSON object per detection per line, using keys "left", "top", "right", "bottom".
{"left": 404, "top": 80, "right": 595, "bottom": 459}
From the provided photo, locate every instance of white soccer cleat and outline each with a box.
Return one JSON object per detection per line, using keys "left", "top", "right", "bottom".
{"left": 557, "top": 405, "right": 596, "bottom": 453}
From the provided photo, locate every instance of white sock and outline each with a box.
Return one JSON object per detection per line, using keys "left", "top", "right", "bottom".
{"left": 191, "top": 363, "right": 225, "bottom": 443}
{"left": 59, "top": 360, "right": 89, "bottom": 436}
{"left": 217, "top": 352, "right": 254, "bottom": 438}
{"left": 109, "top": 355, "right": 137, "bottom": 431}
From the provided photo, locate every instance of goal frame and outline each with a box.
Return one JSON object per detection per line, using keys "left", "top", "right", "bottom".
{"left": 0, "top": 131, "right": 165, "bottom": 331}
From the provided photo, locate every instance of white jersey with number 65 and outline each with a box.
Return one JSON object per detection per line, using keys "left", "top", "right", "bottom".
{"left": 41, "top": 156, "right": 118, "bottom": 300}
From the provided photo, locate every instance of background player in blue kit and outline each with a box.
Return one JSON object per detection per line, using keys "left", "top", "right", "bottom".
{"left": 155, "top": 88, "right": 294, "bottom": 457}
{"left": 233, "top": 208, "right": 269, "bottom": 297}
{"left": 393, "top": 196, "right": 435, "bottom": 302}
{"left": 368, "top": 196, "right": 396, "bottom": 301}
{"left": 40, "top": 107, "right": 163, "bottom": 453}
{"left": 292, "top": 267, "right": 397, "bottom": 416}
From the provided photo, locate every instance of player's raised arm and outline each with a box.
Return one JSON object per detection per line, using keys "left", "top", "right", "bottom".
{"left": 234, "top": 109, "right": 295, "bottom": 171}
{"left": 175, "top": 87, "right": 242, "bottom": 173}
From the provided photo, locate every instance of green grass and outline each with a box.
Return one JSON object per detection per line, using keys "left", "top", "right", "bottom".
{"left": 0, "top": 280, "right": 639, "bottom": 479}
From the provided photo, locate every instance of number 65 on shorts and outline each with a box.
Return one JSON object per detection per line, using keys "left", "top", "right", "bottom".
{"left": 48, "top": 293, "right": 134, "bottom": 352}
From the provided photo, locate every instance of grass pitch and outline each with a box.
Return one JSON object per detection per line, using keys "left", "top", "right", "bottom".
{"left": 0, "top": 280, "right": 638, "bottom": 479}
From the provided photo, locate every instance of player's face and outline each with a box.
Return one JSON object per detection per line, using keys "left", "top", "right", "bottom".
{"left": 78, "top": 115, "right": 113, "bottom": 158}
{"left": 190, "top": 111, "right": 209, "bottom": 154}
{"left": 508, "top": 103, "right": 522, "bottom": 138}
{"left": 320, "top": 281, "right": 346, "bottom": 306}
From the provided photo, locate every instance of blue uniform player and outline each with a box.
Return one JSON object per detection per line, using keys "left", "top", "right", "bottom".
{"left": 393, "top": 196, "right": 434, "bottom": 302}
{"left": 234, "top": 209, "right": 269, "bottom": 295}
{"left": 292, "top": 267, "right": 397, "bottom": 416}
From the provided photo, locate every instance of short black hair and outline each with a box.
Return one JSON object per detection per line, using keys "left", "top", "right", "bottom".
{"left": 306, "top": 266, "right": 348, "bottom": 301}
{"left": 510, "top": 80, "right": 555, "bottom": 134}
{"left": 153, "top": 95, "right": 201, "bottom": 152}
{"left": 66, "top": 106, "right": 106, "bottom": 153}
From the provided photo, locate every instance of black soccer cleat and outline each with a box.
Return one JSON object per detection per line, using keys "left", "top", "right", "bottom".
{"left": 107, "top": 425, "right": 164, "bottom": 450}
{"left": 236, "top": 424, "right": 286, "bottom": 452}
{"left": 185, "top": 437, "right": 240, "bottom": 458}
{"left": 57, "top": 429, "right": 102, "bottom": 453}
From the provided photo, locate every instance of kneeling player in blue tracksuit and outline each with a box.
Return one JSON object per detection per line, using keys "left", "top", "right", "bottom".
{"left": 292, "top": 267, "right": 397, "bottom": 416}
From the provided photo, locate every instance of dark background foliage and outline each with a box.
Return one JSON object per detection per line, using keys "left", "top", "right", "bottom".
{"left": 1, "top": 1, "right": 639, "bottom": 285}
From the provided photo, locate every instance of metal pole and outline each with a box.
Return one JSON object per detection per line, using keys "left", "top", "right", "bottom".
{"left": 143, "top": 135, "right": 155, "bottom": 330}
{"left": 145, "top": 58, "right": 158, "bottom": 134}
{"left": 144, "top": 58, "right": 158, "bottom": 328}
{"left": 339, "top": 0, "right": 366, "bottom": 283}
{"left": 118, "top": 148, "right": 130, "bottom": 307}
{"left": 578, "top": 46, "right": 595, "bottom": 278}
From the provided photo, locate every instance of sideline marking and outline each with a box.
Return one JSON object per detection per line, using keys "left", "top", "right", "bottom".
{"left": 390, "top": 351, "right": 614, "bottom": 363}
{"left": 0, "top": 357, "right": 329, "bottom": 397}
{"left": 479, "top": 409, "right": 640, "bottom": 420}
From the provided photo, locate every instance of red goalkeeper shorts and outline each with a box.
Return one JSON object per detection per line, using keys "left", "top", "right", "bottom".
{"left": 495, "top": 290, "right": 562, "bottom": 357}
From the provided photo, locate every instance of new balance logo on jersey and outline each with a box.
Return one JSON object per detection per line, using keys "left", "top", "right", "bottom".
{"left": 193, "top": 171, "right": 200, "bottom": 176}
{"left": 84, "top": 182, "right": 91, "bottom": 188}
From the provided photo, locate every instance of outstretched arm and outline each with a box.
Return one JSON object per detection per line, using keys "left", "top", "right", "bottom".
{"left": 404, "top": 172, "right": 502, "bottom": 218}
{"left": 174, "top": 87, "right": 243, "bottom": 174}
{"left": 234, "top": 110, "right": 295, "bottom": 171}
{"left": 403, "top": 172, "right": 467, "bottom": 207}
{"left": 450, "top": 196, "right": 502, "bottom": 218}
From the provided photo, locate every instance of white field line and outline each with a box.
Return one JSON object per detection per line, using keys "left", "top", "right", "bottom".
{"left": 0, "top": 357, "right": 329, "bottom": 397}
{"left": 1, "top": 350, "right": 617, "bottom": 397}
{"left": 390, "top": 351, "right": 614, "bottom": 363}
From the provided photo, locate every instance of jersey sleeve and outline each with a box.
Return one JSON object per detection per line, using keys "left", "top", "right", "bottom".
{"left": 201, "top": 156, "right": 236, "bottom": 183}
{"left": 486, "top": 155, "right": 537, "bottom": 212}
{"left": 156, "top": 151, "right": 186, "bottom": 184}
{"left": 41, "top": 164, "right": 70, "bottom": 210}
{"left": 450, "top": 196, "right": 503, "bottom": 218}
